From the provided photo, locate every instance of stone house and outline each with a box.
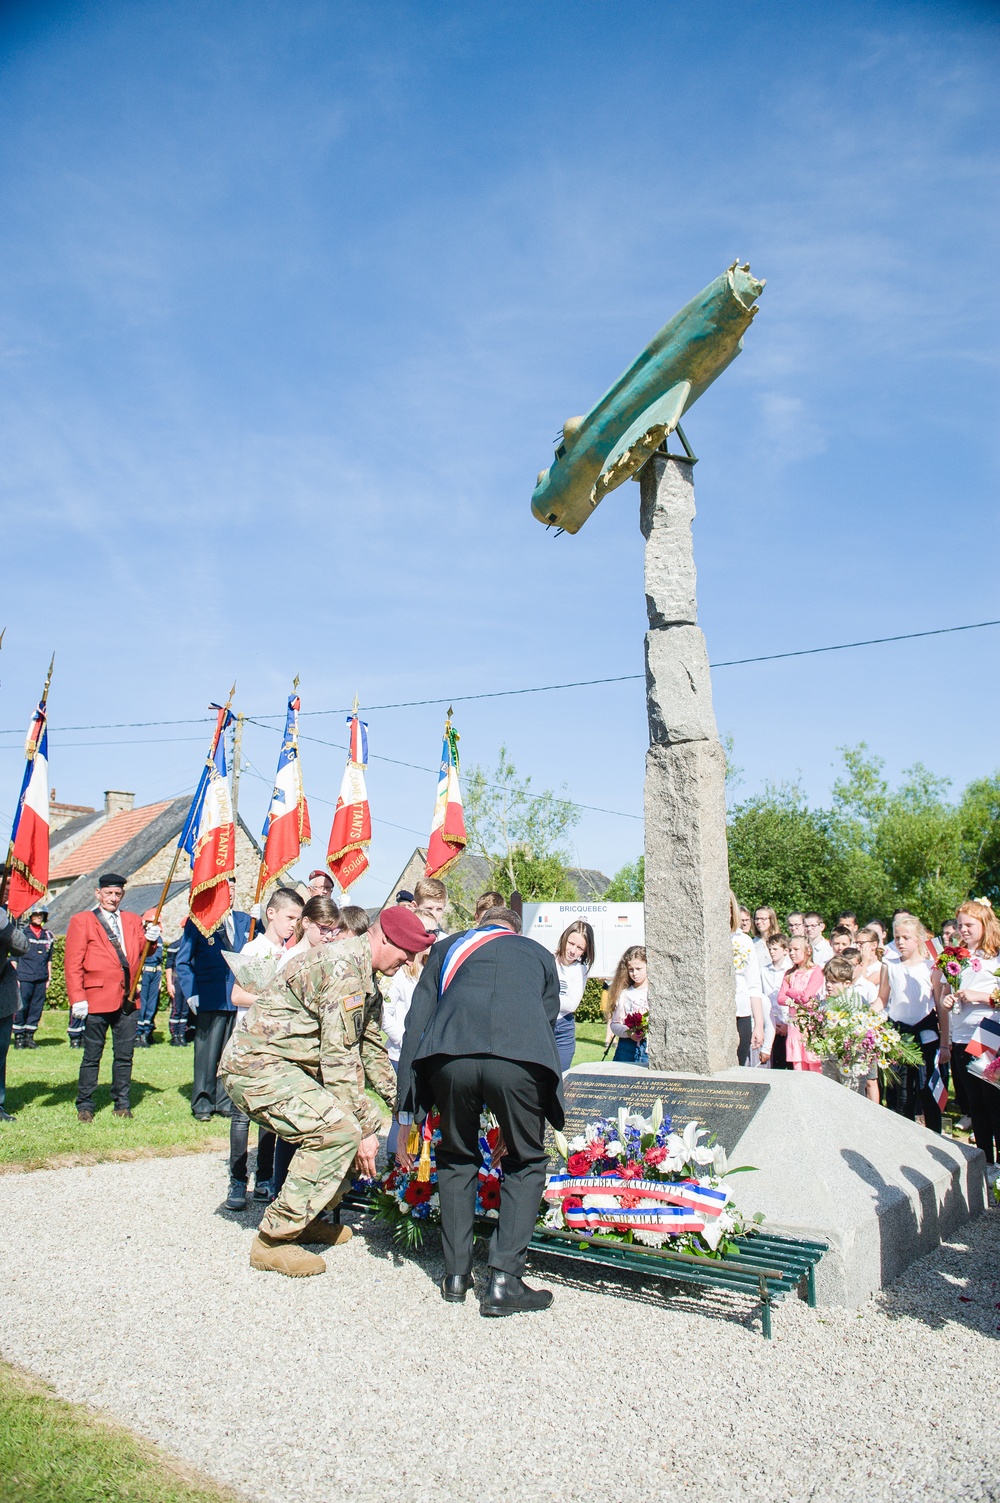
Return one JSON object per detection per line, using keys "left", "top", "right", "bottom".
{"left": 380, "top": 846, "right": 609, "bottom": 918}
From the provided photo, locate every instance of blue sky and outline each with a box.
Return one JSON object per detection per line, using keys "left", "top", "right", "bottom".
{"left": 1, "top": 0, "right": 997, "bottom": 903}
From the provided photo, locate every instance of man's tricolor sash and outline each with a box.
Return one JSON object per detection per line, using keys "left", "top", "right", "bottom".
{"left": 439, "top": 926, "right": 515, "bottom": 995}
{"left": 545, "top": 1175, "right": 729, "bottom": 1219}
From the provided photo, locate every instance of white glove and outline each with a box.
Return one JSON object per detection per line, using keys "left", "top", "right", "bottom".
{"left": 71, "top": 1001, "right": 88, "bottom": 1018}
{"left": 144, "top": 923, "right": 162, "bottom": 942}
{"left": 250, "top": 902, "right": 262, "bottom": 921}
{"left": 188, "top": 995, "right": 199, "bottom": 1014}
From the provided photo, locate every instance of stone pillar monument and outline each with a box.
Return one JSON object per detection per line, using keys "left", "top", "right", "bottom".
{"left": 640, "top": 450, "right": 735, "bottom": 1074}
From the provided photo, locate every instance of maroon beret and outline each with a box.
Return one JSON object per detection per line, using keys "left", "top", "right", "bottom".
{"left": 378, "top": 904, "right": 438, "bottom": 954}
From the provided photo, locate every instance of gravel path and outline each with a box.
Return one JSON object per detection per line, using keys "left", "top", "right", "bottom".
{"left": 0, "top": 1151, "right": 998, "bottom": 1503}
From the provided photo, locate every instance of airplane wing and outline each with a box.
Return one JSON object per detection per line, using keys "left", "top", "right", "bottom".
{"left": 592, "top": 379, "right": 692, "bottom": 504}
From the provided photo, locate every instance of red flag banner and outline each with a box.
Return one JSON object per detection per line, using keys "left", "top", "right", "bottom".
{"left": 6, "top": 700, "right": 50, "bottom": 919}
{"left": 327, "top": 713, "right": 371, "bottom": 893}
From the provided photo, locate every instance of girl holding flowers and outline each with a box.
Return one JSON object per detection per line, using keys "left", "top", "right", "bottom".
{"left": 934, "top": 898, "right": 1000, "bottom": 1161}
{"left": 878, "top": 916, "right": 943, "bottom": 1132}
{"left": 603, "top": 946, "right": 649, "bottom": 1065}
{"left": 776, "top": 935, "right": 824, "bottom": 1072}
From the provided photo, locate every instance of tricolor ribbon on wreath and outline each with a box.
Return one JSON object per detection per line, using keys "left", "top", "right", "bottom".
{"left": 544, "top": 1175, "right": 729, "bottom": 1219}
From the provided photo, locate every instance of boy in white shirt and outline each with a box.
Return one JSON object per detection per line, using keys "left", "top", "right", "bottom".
{"left": 226, "top": 887, "right": 304, "bottom": 1211}
{"left": 759, "top": 932, "right": 792, "bottom": 1068}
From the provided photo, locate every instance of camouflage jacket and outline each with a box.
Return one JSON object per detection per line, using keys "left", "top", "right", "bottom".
{"left": 220, "top": 933, "right": 396, "bottom": 1136}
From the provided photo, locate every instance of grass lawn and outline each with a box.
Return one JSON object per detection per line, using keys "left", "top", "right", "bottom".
{"left": 1, "top": 1009, "right": 227, "bottom": 1172}
{"left": 572, "top": 1018, "right": 613, "bottom": 1066}
{"left": 0, "top": 1360, "right": 245, "bottom": 1503}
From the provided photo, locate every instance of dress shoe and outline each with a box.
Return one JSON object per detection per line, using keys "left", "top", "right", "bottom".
{"left": 250, "top": 1231, "right": 326, "bottom": 1277}
{"left": 295, "top": 1219, "right": 352, "bottom": 1247}
{"left": 0, "top": 1108, "right": 16, "bottom": 1122}
{"left": 77, "top": 1110, "right": 95, "bottom": 1123}
{"left": 481, "top": 1271, "right": 553, "bottom": 1316}
{"left": 113, "top": 1108, "right": 133, "bottom": 1119}
{"left": 440, "top": 1273, "right": 475, "bottom": 1303}
{"left": 225, "top": 1178, "right": 248, "bottom": 1212}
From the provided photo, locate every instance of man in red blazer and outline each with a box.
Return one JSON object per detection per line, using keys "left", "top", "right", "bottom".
{"left": 66, "top": 872, "right": 158, "bottom": 1122}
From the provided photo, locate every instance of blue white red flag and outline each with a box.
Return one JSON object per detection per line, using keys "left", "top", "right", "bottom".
{"left": 545, "top": 1175, "right": 729, "bottom": 1218}
{"left": 965, "top": 1016, "right": 1000, "bottom": 1060}
{"left": 326, "top": 713, "right": 371, "bottom": 894}
{"left": 180, "top": 705, "right": 236, "bottom": 937}
{"left": 6, "top": 701, "right": 50, "bottom": 919}
{"left": 928, "top": 1060, "right": 949, "bottom": 1113}
{"left": 439, "top": 925, "right": 515, "bottom": 994}
{"left": 259, "top": 694, "right": 311, "bottom": 891}
{"left": 425, "top": 716, "right": 466, "bottom": 879}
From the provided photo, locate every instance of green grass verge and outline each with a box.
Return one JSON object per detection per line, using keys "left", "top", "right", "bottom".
{"left": 1, "top": 1009, "right": 227, "bottom": 1172}
{"left": 0, "top": 1359, "right": 245, "bottom": 1503}
{"left": 572, "top": 1019, "right": 611, "bottom": 1065}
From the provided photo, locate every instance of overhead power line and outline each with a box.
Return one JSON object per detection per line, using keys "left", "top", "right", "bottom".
{"left": 1, "top": 616, "right": 997, "bottom": 738}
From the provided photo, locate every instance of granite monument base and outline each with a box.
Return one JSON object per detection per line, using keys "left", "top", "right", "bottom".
{"left": 568, "top": 1062, "right": 987, "bottom": 1308}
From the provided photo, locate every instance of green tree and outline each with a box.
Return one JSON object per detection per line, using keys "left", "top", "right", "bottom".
{"left": 604, "top": 855, "right": 644, "bottom": 901}
{"left": 726, "top": 781, "right": 845, "bottom": 919}
{"left": 958, "top": 772, "right": 1000, "bottom": 906}
{"left": 450, "top": 744, "right": 581, "bottom": 918}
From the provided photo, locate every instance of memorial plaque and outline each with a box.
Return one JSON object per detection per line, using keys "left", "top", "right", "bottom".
{"left": 548, "top": 1072, "right": 769, "bottom": 1163}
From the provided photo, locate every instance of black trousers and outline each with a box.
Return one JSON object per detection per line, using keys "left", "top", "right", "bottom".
{"left": 76, "top": 1007, "right": 137, "bottom": 1112}
{"left": 192, "top": 1011, "right": 236, "bottom": 1117}
{"left": 424, "top": 1054, "right": 552, "bottom": 1279}
{"left": 953, "top": 1043, "right": 1000, "bottom": 1163}
{"left": 229, "top": 1112, "right": 276, "bottom": 1183}
{"left": 885, "top": 1014, "right": 942, "bottom": 1134}
{"left": 736, "top": 1015, "right": 753, "bottom": 1066}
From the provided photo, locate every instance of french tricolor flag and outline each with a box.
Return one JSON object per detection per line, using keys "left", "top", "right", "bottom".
{"left": 966, "top": 1016, "right": 1000, "bottom": 1060}
{"left": 259, "top": 693, "right": 311, "bottom": 888}
{"left": 6, "top": 701, "right": 50, "bottom": 919}
{"left": 180, "top": 706, "right": 236, "bottom": 937}
{"left": 425, "top": 715, "right": 466, "bottom": 879}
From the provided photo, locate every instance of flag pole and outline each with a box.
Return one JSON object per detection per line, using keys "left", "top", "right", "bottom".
{"left": 248, "top": 676, "right": 299, "bottom": 942}
{"left": 127, "top": 682, "right": 236, "bottom": 1000}
{"left": 0, "top": 652, "right": 54, "bottom": 910}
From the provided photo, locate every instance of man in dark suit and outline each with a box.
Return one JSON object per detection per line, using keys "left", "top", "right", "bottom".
{"left": 175, "top": 880, "right": 251, "bottom": 1120}
{"left": 65, "top": 873, "right": 157, "bottom": 1121}
{"left": 396, "top": 906, "right": 564, "bottom": 1316}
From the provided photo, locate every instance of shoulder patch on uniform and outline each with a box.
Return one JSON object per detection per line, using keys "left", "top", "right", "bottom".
{"left": 342, "top": 993, "right": 364, "bottom": 1012}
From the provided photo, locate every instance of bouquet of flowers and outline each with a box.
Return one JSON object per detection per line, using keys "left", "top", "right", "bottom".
{"left": 373, "top": 1111, "right": 504, "bottom": 1248}
{"left": 934, "top": 944, "right": 972, "bottom": 993}
{"left": 542, "top": 1101, "right": 761, "bottom": 1258}
{"left": 789, "top": 989, "right": 923, "bottom": 1078}
{"left": 622, "top": 1009, "right": 649, "bottom": 1043}
{"left": 222, "top": 949, "right": 284, "bottom": 996}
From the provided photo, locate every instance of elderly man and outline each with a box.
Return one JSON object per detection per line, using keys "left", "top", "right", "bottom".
{"left": 396, "top": 906, "right": 564, "bottom": 1316}
{"left": 221, "top": 904, "right": 435, "bottom": 1277}
{"left": 66, "top": 873, "right": 157, "bottom": 1122}
{"left": 307, "top": 869, "right": 335, "bottom": 899}
{"left": 0, "top": 902, "right": 29, "bottom": 1121}
{"left": 175, "top": 878, "right": 251, "bottom": 1121}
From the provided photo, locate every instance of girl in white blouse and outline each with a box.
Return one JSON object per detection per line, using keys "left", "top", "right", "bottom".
{"left": 553, "top": 921, "right": 595, "bottom": 1073}
{"left": 934, "top": 898, "right": 1000, "bottom": 1162}
{"left": 730, "top": 891, "right": 764, "bottom": 1067}
{"left": 602, "top": 947, "right": 649, "bottom": 1066}
{"left": 878, "top": 916, "right": 944, "bottom": 1133}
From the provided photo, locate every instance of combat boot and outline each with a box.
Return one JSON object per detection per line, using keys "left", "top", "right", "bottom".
{"left": 296, "top": 1218, "right": 353, "bottom": 1247}
{"left": 250, "top": 1231, "right": 326, "bottom": 1277}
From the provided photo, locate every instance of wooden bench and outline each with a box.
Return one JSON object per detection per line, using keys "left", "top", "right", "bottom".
{"left": 336, "top": 1189, "right": 826, "bottom": 1339}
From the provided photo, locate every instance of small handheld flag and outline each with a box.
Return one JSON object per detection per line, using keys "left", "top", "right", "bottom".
{"left": 3, "top": 656, "right": 54, "bottom": 919}
{"left": 257, "top": 691, "right": 311, "bottom": 897}
{"left": 180, "top": 703, "right": 237, "bottom": 937}
{"left": 965, "top": 1016, "right": 1000, "bottom": 1060}
{"left": 326, "top": 705, "right": 371, "bottom": 894}
{"left": 928, "top": 1057, "right": 949, "bottom": 1114}
{"left": 425, "top": 712, "right": 466, "bottom": 879}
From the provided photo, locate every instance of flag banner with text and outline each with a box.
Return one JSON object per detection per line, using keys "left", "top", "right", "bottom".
{"left": 326, "top": 713, "right": 371, "bottom": 893}
{"left": 425, "top": 717, "right": 466, "bottom": 879}
{"left": 6, "top": 702, "right": 50, "bottom": 919}
{"left": 259, "top": 693, "right": 311, "bottom": 890}
{"left": 180, "top": 705, "right": 236, "bottom": 936}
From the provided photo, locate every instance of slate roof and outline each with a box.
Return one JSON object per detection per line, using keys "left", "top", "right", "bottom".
{"left": 379, "top": 846, "right": 610, "bottom": 908}
{"left": 49, "top": 801, "right": 175, "bottom": 881}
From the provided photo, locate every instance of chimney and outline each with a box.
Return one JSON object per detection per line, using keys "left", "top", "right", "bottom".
{"left": 104, "top": 790, "right": 135, "bottom": 819}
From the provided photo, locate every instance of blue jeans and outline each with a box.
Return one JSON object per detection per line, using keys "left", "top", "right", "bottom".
{"left": 554, "top": 1014, "right": 576, "bottom": 1073}
{"left": 137, "top": 969, "right": 161, "bottom": 1038}
{"left": 613, "top": 1037, "right": 648, "bottom": 1067}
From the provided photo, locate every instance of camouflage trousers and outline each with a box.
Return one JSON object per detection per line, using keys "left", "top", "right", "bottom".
{"left": 223, "top": 1067, "right": 363, "bottom": 1240}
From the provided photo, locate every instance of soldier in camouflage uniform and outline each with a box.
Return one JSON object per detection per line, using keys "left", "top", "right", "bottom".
{"left": 220, "top": 904, "right": 436, "bottom": 1277}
